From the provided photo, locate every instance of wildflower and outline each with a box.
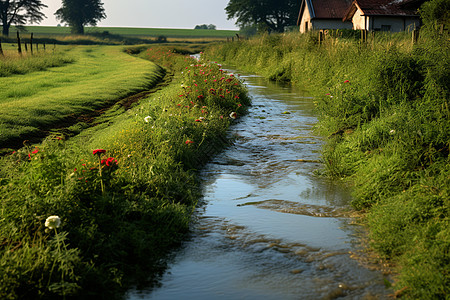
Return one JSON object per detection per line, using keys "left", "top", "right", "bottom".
{"left": 105, "top": 157, "right": 118, "bottom": 167}
{"left": 195, "top": 119, "right": 202, "bottom": 122}
{"left": 185, "top": 140, "right": 194, "bottom": 144}
{"left": 32, "top": 148, "right": 39, "bottom": 154}
{"left": 45, "top": 216, "right": 61, "bottom": 229}
{"left": 93, "top": 149, "right": 106, "bottom": 155}
{"left": 389, "top": 129, "right": 396, "bottom": 135}
{"left": 344, "top": 80, "right": 350, "bottom": 83}
{"left": 144, "top": 116, "right": 152, "bottom": 123}
{"left": 237, "top": 103, "right": 242, "bottom": 107}
{"left": 198, "top": 95, "right": 204, "bottom": 100}
{"left": 230, "top": 112, "right": 237, "bottom": 119}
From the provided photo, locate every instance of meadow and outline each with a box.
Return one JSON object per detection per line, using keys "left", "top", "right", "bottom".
{"left": 1, "top": 26, "right": 239, "bottom": 45}
{"left": 0, "top": 44, "right": 249, "bottom": 298}
{"left": 205, "top": 28, "right": 449, "bottom": 298}
{"left": 0, "top": 45, "right": 165, "bottom": 151}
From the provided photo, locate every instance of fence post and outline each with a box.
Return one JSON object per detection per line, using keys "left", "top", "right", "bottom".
{"left": 0, "top": 37, "right": 3, "bottom": 56}
{"left": 30, "top": 33, "right": 33, "bottom": 54}
{"left": 17, "top": 31, "right": 22, "bottom": 54}
{"left": 412, "top": 29, "right": 419, "bottom": 45}
{"left": 24, "top": 42, "right": 28, "bottom": 52}
{"left": 360, "top": 29, "right": 367, "bottom": 43}
{"left": 43, "top": 42, "right": 46, "bottom": 51}
{"left": 318, "top": 30, "right": 324, "bottom": 46}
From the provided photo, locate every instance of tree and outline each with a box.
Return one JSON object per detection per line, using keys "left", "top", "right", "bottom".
{"left": 225, "top": 0, "right": 299, "bottom": 33}
{"left": 194, "top": 24, "right": 217, "bottom": 30}
{"left": 0, "top": 0, "right": 47, "bottom": 36}
{"left": 55, "top": 0, "right": 106, "bottom": 34}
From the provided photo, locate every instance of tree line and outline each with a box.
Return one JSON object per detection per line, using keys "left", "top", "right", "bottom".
{"left": 0, "top": 0, "right": 106, "bottom": 36}
{"left": 1, "top": 0, "right": 302, "bottom": 38}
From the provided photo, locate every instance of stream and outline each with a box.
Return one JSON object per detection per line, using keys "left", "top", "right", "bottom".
{"left": 127, "top": 72, "right": 391, "bottom": 299}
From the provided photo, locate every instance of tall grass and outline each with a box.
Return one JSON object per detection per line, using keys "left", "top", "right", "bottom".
{"left": 205, "top": 29, "right": 450, "bottom": 298}
{"left": 0, "top": 46, "right": 249, "bottom": 298}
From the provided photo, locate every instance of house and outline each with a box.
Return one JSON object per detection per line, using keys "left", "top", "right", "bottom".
{"left": 297, "top": 0, "right": 353, "bottom": 33}
{"left": 342, "top": 0, "right": 422, "bottom": 32}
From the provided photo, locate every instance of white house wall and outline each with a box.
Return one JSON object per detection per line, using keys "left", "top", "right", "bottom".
{"left": 299, "top": 6, "right": 312, "bottom": 33}
{"left": 370, "top": 17, "right": 420, "bottom": 32}
{"left": 352, "top": 7, "right": 367, "bottom": 30}
{"left": 351, "top": 6, "right": 420, "bottom": 32}
{"left": 311, "top": 19, "right": 353, "bottom": 30}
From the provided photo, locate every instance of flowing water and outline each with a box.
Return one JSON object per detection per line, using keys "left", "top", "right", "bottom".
{"left": 127, "top": 72, "right": 391, "bottom": 299}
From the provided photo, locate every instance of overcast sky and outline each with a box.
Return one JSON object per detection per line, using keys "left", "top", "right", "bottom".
{"left": 38, "top": 0, "right": 238, "bottom": 30}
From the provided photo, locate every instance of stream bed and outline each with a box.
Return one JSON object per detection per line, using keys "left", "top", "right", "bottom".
{"left": 127, "top": 72, "right": 391, "bottom": 299}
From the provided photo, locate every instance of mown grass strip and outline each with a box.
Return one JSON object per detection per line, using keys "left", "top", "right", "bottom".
{"left": 0, "top": 46, "right": 249, "bottom": 298}
{"left": 0, "top": 45, "right": 164, "bottom": 149}
{"left": 205, "top": 30, "right": 449, "bottom": 298}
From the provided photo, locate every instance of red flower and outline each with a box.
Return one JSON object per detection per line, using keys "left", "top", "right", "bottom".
{"left": 198, "top": 95, "right": 204, "bottom": 100}
{"left": 185, "top": 140, "right": 194, "bottom": 144}
{"left": 106, "top": 157, "right": 117, "bottom": 167}
{"left": 93, "top": 149, "right": 106, "bottom": 155}
{"left": 32, "top": 148, "right": 39, "bottom": 154}
{"left": 344, "top": 80, "right": 350, "bottom": 83}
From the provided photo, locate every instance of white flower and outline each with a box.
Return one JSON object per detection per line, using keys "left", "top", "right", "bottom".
{"left": 229, "top": 112, "right": 237, "bottom": 119}
{"left": 45, "top": 216, "right": 61, "bottom": 229}
{"left": 389, "top": 129, "right": 396, "bottom": 135}
{"left": 144, "top": 116, "right": 152, "bottom": 123}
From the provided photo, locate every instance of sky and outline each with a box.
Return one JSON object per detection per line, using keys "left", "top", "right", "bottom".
{"left": 39, "top": 0, "right": 238, "bottom": 30}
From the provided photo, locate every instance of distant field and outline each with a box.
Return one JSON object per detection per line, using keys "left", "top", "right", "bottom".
{"left": 4, "top": 26, "right": 239, "bottom": 39}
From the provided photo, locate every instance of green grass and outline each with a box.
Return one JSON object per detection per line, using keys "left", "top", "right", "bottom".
{"left": 0, "top": 45, "right": 165, "bottom": 149}
{"left": 0, "top": 45, "right": 249, "bottom": 298}
{"left": 2, "top": 26, "right": 238, "bottom": 41}
{"left": 205, "top": 29, "right": 450, "bottom": 298}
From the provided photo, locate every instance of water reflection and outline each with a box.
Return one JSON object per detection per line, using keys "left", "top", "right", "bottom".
{"left": 127, "top": 73, "right": 391, "bottom": 300}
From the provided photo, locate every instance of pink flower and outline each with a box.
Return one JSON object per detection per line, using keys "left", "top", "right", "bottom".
{"left": 93, "top": 149, "right": 106, "bottom": 155}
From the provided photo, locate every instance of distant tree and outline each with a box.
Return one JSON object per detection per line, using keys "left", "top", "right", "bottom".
{"left": 225, "top": 0, "right": 299, "bottom": 33}
{"left": 194, "top": 24, "right": 217, "bottom": 30}
{"left": 55, "top": 0, "right": 106, "bottom": 34}
{"left": 0, "top": 0, "right": 47, "bottom": 36}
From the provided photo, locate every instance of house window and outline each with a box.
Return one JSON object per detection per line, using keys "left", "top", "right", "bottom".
{"left": 381, "top": 25, "right": 391, "bottom": 31}
{"left": 305, "top": 21, "right": 309, "bottom": 32}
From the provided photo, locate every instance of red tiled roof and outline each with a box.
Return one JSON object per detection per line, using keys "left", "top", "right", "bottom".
{"left": 311, "top": 0, "right": 354, "bottom": 18}
{"left": 349, "top": 0, "right": 420, "bottom": 16}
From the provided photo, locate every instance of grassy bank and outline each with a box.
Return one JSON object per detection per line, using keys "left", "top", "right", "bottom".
{"left": 0, "top": 46, "right": 249, "bottom": 298}
{"left": 205, "top": 30, "right": 449, "bottom": 298}
{"left": 0, "top": 45, "right": 165, "bottom": 151}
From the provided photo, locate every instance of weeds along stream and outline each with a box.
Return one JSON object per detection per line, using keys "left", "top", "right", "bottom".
{"left": 127, "top": 72, "right": 392, "bottom": 299}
